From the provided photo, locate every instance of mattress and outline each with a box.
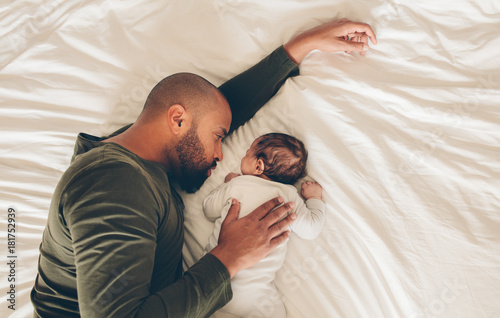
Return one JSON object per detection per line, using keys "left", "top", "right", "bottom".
{"left": 1, "top": 1, "right": 499, "bottom": 317}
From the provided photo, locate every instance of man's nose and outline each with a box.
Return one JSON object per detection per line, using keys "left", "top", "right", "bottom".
{"left": 215, "top": 143, "right": 223, "bottom": 162}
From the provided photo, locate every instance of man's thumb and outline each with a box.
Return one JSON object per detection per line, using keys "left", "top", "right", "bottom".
{"left": 225, "top": 199, "right": 240, "bottom": 222}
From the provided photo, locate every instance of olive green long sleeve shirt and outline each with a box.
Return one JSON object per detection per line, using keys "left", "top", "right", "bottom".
{"left": 31, "top": 46, "right": 299, "bottom": 318}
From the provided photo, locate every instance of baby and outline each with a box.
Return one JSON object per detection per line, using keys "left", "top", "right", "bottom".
{"left": 203, "top": 133, "right": 326, "bottom": 318}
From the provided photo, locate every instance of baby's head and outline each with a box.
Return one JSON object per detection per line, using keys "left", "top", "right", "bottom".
{"left": 241, "top": 133, "right": 307, "bottom": 184}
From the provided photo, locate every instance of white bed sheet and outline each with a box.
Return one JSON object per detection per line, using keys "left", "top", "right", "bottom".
{"left": 1, "top": 1, "right": 499, "bottom": 317}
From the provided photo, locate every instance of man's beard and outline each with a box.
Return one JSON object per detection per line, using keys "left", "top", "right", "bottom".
{"left": 174, "top": 126, "right": 216, "bottom": 193}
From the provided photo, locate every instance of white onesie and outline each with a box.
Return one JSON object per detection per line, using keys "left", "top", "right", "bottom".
{"left": 203, "top": 175, "right": 326, "bottom": 318}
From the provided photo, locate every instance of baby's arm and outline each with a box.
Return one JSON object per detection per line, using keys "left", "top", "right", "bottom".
{"left": 290, "top": 181, "right": 326, "bottom": 240}
{"left": 224, "top": 172, "right": 241, "bottom": 183}
{"left": 202, "top": 183, "right": 231, "bottom": 222}
{"left": 203, "top": 172, "right": 239, "bottom": 221}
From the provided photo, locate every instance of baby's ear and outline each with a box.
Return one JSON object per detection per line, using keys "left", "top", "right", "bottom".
{"left": 255, "top": 158, "right": 266, "bottom": 175}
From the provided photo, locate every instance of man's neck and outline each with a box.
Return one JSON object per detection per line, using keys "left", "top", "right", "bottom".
{"left": 103, "top": 124, "right": 172, "bottom": 170}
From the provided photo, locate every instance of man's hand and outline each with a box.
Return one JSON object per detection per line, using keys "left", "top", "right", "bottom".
{"left": 301, "top": 181, "right": 323, "bottom": 201}
{"left": 284, "top": 18, "right": 378, "bottom": 64}
{"left": 224, "top": 172, "right": 241, "bottom": 183}
{"left": 210, "top": 197, "right": 296, "bottom": 278}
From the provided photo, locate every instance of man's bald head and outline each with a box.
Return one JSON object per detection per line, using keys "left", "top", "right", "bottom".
{"left": 140, "top": 72, "right": 224, "bottom": 124}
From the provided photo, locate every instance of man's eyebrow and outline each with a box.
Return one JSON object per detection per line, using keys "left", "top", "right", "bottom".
{"left": 221, "top": 128, "right": 228, "bottom": 137}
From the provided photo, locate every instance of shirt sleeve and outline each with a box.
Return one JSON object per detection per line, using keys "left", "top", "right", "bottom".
{"left": 203, "top": 182, "right": 231, "bottom": 222}
{"left": 290, "top": 198, "right": 326, "bottom": 240}
{"left": 219, "top": 45, "right": 300, "bottom": 133}
{"left": 63, "top": 162, "right": 231, "bottom": 318}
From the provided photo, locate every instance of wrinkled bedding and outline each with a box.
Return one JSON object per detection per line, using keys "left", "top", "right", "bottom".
{"left": 1, "top": 1, "right": 499, "bottom": 317}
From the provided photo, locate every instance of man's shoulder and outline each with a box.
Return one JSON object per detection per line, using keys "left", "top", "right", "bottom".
{"left": 69, "top": 144, "right": 141, "bottom": 176}
{"left": 62, "top": 143, "right": 170, "bottom": 196}
{"left": 73, "top": 143, "right": 165, "bottom": 174}
{"left": 58, "top": 144, "right": 173, "bottom": 219}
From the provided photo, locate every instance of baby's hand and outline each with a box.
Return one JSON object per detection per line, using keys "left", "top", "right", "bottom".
{"left": 225, "top": 172, "right": 241, "bottom": 183}
{"left": 301, "top": 181, "right": 323, "bottom": 201}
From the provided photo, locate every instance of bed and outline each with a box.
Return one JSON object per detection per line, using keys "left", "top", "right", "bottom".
{"left": 1, "top": 1, "right": 499, "bottom": 317}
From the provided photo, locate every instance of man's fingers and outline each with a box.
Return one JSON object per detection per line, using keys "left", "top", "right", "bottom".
{"left": 349, "top": 32, "right": 369, "bottom": 44}
{"left": 250, "top": 196, "right": 284, "bottom": 220}
{"left": 358, "top": 34, "right": 369, "bottom": 55}
{"left": 345, "top": 33, "right": 370, "bottom": 55}
{"left": 345, "top": 21, "right": 377, "bottom": 45}
{"left": 341, "top": 40, "right": 369, "bottom": 53}
{"left": 224, "top": 199, "right": 240, "bottom": 223}
{"left": 347, "top": 32, "right": 369, "bottom": 40}
{"left": 260, "top": 201, "right": 295, "bottom": 226}
{"left": 268, "top": 212, "right": 296, "bottom": 238}
{"left": 270, "top": 230, "right": 291, "bottom": 247}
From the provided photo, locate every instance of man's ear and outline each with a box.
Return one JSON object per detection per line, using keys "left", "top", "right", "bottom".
{"left": 167, "top": 104, "right": 191, "bottom": 135}
{"left": 255, "top": 158, "right": 266, "bottom": 175}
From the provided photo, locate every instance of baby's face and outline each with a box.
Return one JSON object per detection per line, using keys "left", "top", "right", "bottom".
{"left": 240, "top": 138, "right": 260, "bottom": 175}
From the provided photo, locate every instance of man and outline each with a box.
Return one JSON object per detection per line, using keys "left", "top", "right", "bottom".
{"left": 31, "top": 19, "right": 376, "bottom": 317}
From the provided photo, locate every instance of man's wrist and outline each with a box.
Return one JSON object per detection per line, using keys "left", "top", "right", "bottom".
{"left": 209, "top": 246, "right": 238, "bottom": 279}
{"left": 283, "top": 34, "right": 313, "bottom": 65}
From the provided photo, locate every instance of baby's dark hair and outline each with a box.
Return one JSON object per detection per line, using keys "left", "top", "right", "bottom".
{"left": 253, "top": 133, "right": 308, "bottom": 184}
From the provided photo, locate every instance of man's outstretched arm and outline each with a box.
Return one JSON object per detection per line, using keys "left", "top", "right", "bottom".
{"left": 219, "top": 45, "right": 299, "bottom": 133}
{"left": 219, "top": 18, "right": 377, "bottom": 133}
